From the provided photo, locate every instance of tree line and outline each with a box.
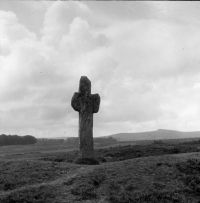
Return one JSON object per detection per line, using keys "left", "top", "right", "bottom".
{"left": 0, "top": 134, "right": 37, "bottom": 146}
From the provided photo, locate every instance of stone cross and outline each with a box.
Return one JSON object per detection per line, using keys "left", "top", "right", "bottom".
{"left": 71, "top": 76, "right": 100, "bottom": 160}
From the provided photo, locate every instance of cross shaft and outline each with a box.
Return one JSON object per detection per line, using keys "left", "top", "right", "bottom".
{"left": 71, "top": 76, "right": 100, "bottom": 159}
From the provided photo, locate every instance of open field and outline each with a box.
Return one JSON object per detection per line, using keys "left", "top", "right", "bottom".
{"left": 1, "top": 140, "right": 200, "bottom": 202}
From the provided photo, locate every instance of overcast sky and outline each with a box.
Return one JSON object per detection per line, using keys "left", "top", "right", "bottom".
{"left": 1, "top": 1, "right": 200, "bottom": 138}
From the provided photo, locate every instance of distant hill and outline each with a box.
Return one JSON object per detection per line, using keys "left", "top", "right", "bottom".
{"left": 110, "top": 129, "right": 200, "bottom": 141}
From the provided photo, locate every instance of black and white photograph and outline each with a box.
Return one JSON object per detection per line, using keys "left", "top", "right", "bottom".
{"left": 0, "top": 0, "right": 200, "bottom": 202}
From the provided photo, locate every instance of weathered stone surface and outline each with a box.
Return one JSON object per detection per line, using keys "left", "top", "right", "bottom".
{"left": 71, "top": 76, "right": 100, "bottom": 161}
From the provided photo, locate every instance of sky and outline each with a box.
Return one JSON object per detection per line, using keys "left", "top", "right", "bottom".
{"left": 1, "top": 1, "right": 200, "bottom": 138}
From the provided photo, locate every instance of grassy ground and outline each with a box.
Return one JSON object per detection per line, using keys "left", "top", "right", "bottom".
{"left": 1, "top": 141, "right": 200, "bottom": 202}
{"left": 0, "top": 160, "right": 78, "bottom": 191}
{"left": 39, "top": 140, "right": 200, "bottom": 163}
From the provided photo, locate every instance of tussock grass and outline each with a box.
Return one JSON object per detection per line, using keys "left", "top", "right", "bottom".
{"left": 0, "top": 160, "right": 78, "bottom": 191}
{"left": 0, "top": 185, "right": 58, "bottom": 203}
{"left": 40, "top": 140, "right": 200, "bottom": 164}
{"left": 1, "top": 141, "right": 200, "bottom": 202}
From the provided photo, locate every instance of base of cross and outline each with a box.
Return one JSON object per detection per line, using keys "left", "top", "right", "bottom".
{"left": 74, "top": 157, "right": 99, "bottom": 165}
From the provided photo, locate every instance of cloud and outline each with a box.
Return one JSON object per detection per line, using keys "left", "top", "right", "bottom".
{"left": 0, "top": 2, "right": 109, "bottom": 137}
{"left": 0, "top": 10, "right": 36, "bottom": 56}
{"left": 1, "top": 2, "right": 200, "bottom": 137}
{"left": 42, "top": 1, "right": 91, "bottom": 45}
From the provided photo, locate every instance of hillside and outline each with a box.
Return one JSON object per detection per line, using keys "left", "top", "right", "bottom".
{"left": 110, "top": 129, "right": 200, "bottom": 141}
{"left": 1, "top": 140, "right": 200, "bottom": 202}
{"left": 1, "top": 151, "right": 200, "bottom": 202}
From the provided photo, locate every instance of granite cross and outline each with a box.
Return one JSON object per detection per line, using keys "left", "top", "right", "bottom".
{"left": 71, "top": 76, "right": 100, "bottom": 160}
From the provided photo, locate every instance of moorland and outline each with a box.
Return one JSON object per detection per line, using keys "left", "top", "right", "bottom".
{"left": 1, "top": 137, "right": 200, "bottom": 202}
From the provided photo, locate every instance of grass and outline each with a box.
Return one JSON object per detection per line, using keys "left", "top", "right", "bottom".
{"left": 1, "top": 140, "right": 200, "bottom": 202}
{"left": 0, "top": 185, "right": 58, "bottom": 203}
{"left": 176, "top": 159, "right": 200, "bottom": 197}
{"left": 0, "top": 160, "right": 79, "bottom": 192}
{"left": 39, "top": 140, "right": 200, "bottom": 164}
{"left": 55, "top": 155, "right": 199, "bottom": 202}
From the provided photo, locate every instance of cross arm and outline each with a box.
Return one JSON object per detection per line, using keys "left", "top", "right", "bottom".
{"left": 92, "top": 94, "right": 100, "bottom": 113}
{"left": 71, "top": 92, "right": 81, "bottom": 112}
